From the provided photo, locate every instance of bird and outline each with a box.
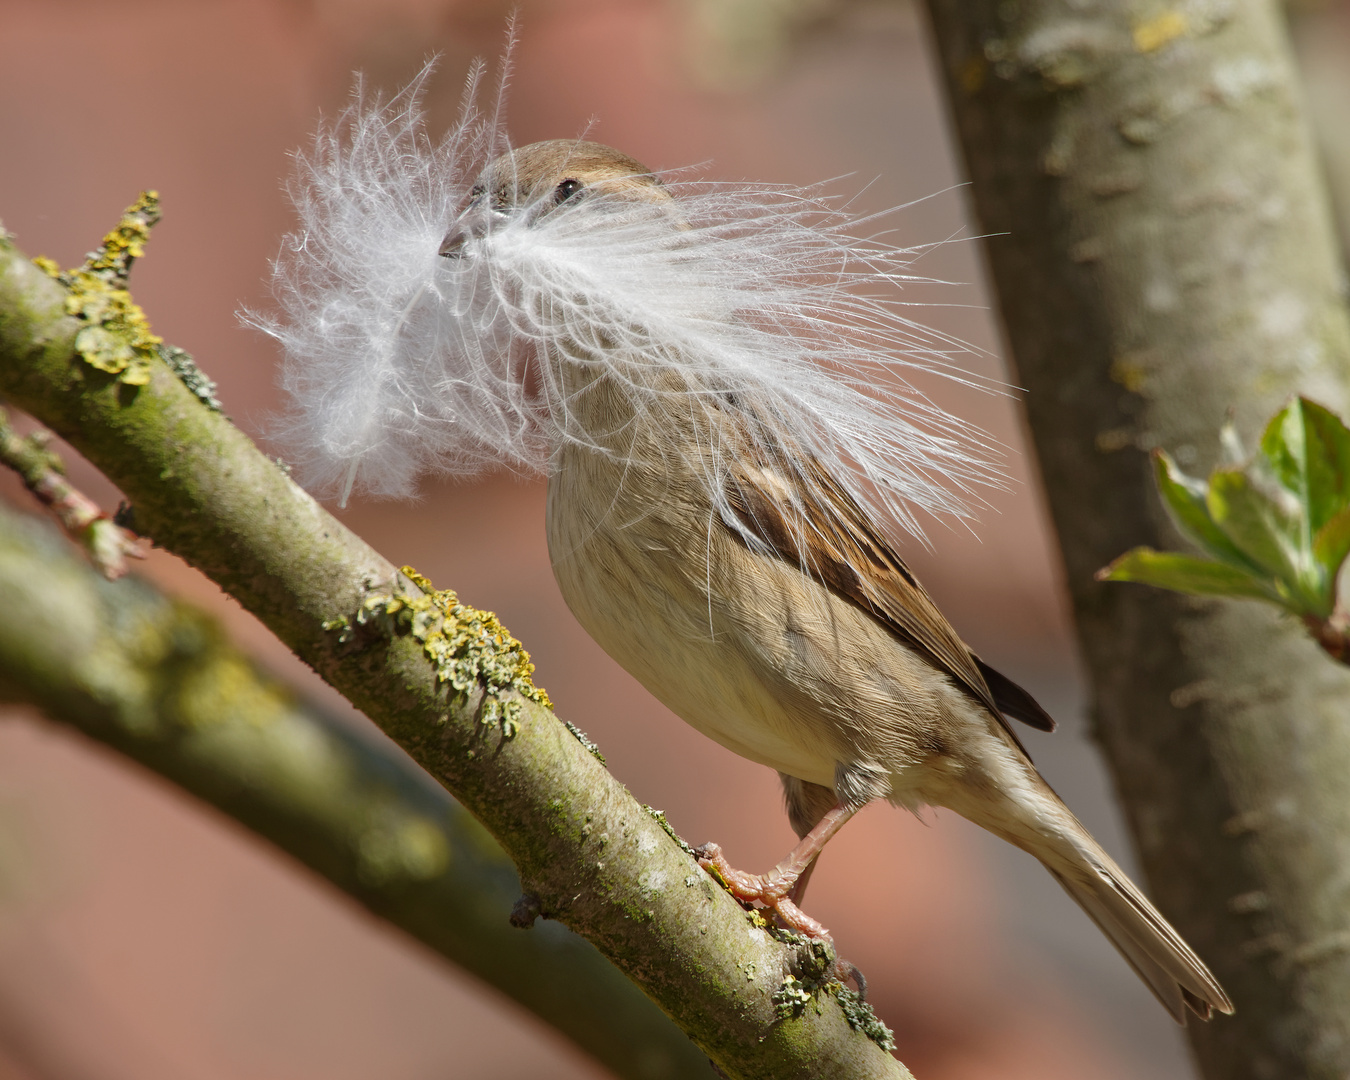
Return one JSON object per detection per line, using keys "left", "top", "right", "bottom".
{"left": 434, "top": 138, "right": 1235, "bottom": 1026}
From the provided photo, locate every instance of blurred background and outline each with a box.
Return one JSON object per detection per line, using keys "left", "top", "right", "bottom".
{"left": 1, "top": 1, "right": 1346, "bottom": 1078}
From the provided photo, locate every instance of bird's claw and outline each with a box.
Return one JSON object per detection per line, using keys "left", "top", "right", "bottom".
{"left": 830, "top": 957, "right": 868, "bottom": 999}
{"left": 694, "top": 841, "right": 832, "bottom": 940}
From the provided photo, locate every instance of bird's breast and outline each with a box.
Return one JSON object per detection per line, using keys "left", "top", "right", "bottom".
{"left": 544, "top": 435, "right": 843, "bottom": 784}
{"left": 544, "top": 428, "right": 972, "bottom": 797}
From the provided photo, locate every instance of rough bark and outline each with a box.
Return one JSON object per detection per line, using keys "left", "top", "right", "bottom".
{"left": 0, "top": 225, "right": 909, "bottom": 1080}
{"left": 921, "top": 3, "right": 1350, "bottom": 1078}
{"left": 0, "top": 497, "right": 714, "bottom": 1080}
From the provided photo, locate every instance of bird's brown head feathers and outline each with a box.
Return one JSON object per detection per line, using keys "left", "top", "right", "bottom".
{"left": 440, "top": 140, "right": 670, "bottom": 256}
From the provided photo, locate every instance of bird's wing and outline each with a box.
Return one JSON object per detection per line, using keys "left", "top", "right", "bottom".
{"left": 723, "top": 453, "right": 1055, "bottom": 740}
{"left": 974, "top": 657, "right": 1056, "bottom": 731}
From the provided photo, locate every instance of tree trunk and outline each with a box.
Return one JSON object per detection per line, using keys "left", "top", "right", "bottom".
{"left": 921, "top": 2, "right": 1350, "bottom": 1078}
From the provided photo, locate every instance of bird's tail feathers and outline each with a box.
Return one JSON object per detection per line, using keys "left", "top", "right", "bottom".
{"left": 1041, "top": 834, "right": 1233, "bottom": 1024}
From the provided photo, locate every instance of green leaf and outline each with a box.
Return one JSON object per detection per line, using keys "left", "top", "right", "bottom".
{"left": 1259, "top": 398, "right": 1306, "bottom": 495}
{"left": 1206, "top": 466, "right": 1318, "bottom": 601}
{"left": 1105, "top": 400, "right": 1350, "bottom": 618}
{"left": 1298, "top": 398, "right": 1350, "bottom": 534}
{"left": 1098, "top": 548, "right": 1280, "bottom": 602}
{"left": 1152, "top": 450, "right": 1262, "bottom": 572}
{"left": 1313, "top": 505, "right": 1350, "bottom": 604}
{"left": 1258, "top": 397, "right": 1350, "bottom": 536}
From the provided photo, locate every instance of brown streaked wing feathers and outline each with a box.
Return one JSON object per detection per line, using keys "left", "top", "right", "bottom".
{"left": 723, "top": 455, "right": 1055, "bottom": 746}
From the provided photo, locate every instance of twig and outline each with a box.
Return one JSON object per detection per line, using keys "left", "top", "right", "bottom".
{"left": 1303, "top": 612, "right": 1350, "bottom": 666}
{"left": 0, "top": 406, "right": 146, "bottom": 579}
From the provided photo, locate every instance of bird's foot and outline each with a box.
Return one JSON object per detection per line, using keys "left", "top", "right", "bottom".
{"left": 694, "top": 842, "right": 832, "bottom": 940}
{"left": 831, "top": 957, "right": 867, "bottom": 999}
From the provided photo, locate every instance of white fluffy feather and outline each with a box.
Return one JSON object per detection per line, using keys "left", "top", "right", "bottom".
{"left": 253, "top": 59, "right": 1005, "bottom": 539}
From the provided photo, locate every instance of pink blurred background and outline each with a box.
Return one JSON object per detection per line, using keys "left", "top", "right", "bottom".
{"left": 0, "top": 1, "right": 1200, "bottom": 1077}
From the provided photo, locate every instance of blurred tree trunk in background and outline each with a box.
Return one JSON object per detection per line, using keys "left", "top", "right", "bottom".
{"left": 1288, "top": 0, "right": 1350, "bottom": 266}
{"left": 922, "top": 2, "right": 1350, "bottom": 1078}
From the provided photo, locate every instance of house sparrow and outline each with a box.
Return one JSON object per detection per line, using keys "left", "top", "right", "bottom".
{"left": 445, "top": 139, "right": 1233, "bottom": 1025}
{"left": 263, "top": 74, "right": 1231, "bottom": 1023}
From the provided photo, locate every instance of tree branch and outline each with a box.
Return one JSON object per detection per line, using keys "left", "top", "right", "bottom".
{"left": 0, "top": 494, "right": 714, "bottom": 1080}
{"left": 922, "top": 2, "right": 1350, "bottom": 1077}
{"left": 0, "top": 219, "right": 909, "bottom": 1079}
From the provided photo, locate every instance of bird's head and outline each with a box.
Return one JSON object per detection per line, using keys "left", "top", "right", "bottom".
{"left": 439, "top": 140, "right": 672, "bottom": 257}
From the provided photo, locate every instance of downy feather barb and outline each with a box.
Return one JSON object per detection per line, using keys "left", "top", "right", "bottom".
{"left": 253, "top": 60, "right": 1005, "bottom": 543}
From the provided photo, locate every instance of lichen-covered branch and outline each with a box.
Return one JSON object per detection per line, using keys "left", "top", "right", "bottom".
{"left": 0, "top": 215, "right": 909, "bottom": 1080}
{"left": 922, "top": 3, "right": 1350, "bottom": 1078}
{"left": 0, "top": 496, "right": 711, "bottom": 1080}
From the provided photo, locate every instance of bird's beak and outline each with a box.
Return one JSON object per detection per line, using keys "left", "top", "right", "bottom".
{"left": 439, "top": 198, "right": 506, "bottom": 258}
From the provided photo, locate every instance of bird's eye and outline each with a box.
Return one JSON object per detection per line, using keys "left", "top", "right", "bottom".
{"left": 553, "top": 179, "right": 584, "bottom": 205}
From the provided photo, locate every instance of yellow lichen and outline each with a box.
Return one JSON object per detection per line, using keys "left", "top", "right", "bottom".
{"left": 347, "top": 566, "right": 552, "bottom": 737}
{"left": 85, "top": 191, "right": 159, "bottom": 276}
{"left": 1133, "top": 11, "right": 1187, "bottom": 53}
{"left": 771, "top": 974, "right": 817, "bottom": 1019}
{"left": 34, "top": 192, "right": 163, "bottom": 387}
{"left": 1109, "top": 353, "right": 1150, "bottom": 393}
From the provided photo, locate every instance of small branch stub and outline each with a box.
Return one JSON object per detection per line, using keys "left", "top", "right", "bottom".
{"left": 32, "top": 192, "right": 163, "bottom": 386}
{"left": 510, "top": 893, "right": 543, "bottom": 928}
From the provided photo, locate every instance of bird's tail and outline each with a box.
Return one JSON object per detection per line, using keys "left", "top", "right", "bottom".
{"left": 954, "top": 770, "right": 1234, "bottom": 1023}
{"left": 1042, "top": 833, "right": 1232, "bottom": 1023}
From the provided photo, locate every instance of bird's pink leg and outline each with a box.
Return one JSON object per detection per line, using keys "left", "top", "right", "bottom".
{"left": 696, "top": 804, "right": 856, "bottom": 940}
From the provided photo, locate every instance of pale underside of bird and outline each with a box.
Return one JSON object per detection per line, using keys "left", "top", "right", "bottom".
{"left": 265, "top": 86, "right": 1233, "bottom": 1025}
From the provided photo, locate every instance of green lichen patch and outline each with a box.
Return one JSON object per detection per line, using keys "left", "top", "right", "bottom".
{"left": 771, "top": 974, "right": 818, "bottom": 1020}
{"left": 771, "top": 940, "right": 893, "bottom": 1049}
{"left": 643, "top": 806, "right": 695, "bottom": 857}
{"left": 34, "top": 192, "right": 165, "bottom": 386}
{"left": 160, "top": 344, "right": 222, "bottom": 412}
{"left": 831, "top": 983, "right": 895, "bottom": 1052}
{"left": 345, "top": 566, "right": 552, "bottom": 737}
{"left": 769, "top": 940, "right": 833, "bottom": 1021}
{"left": 563, "top": 720, "right": 606, "bottom": 765}
{"left": 766, "top": 921, "right": 813, "bottom": 949}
